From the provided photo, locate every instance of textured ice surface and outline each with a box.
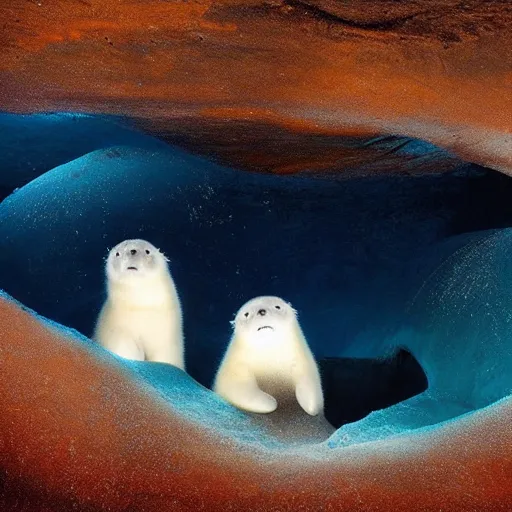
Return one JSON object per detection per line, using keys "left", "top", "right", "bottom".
{"left": 3, "top": 285, "right": 512, "bottom": 509}
{"left": 0, "top": 289, "right": 287, "bottom": 451}
{"left": 0, "top": 112, "right": 165, "bottom": 196}
{"left": 329, "top": 229, "right": 512, "bottom": 447}
{"left": 1, "top": 137, "right": 512, "bottom": 447}
{"left": 0, "top": 144, "right": 466, "bottom": 387}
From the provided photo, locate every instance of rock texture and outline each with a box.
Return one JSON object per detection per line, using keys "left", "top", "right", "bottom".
{"left": 1, "top": 295, "right": 512, "bottom": 511}
{"left": 0, "top": 0, "right": 511, "bottom": 174}
{"left": 1, "top": 2, "right": 512, "bottom": 509}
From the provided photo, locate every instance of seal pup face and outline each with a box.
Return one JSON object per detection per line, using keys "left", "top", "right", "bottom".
{"left": 232, "top": 296, "right": 297, "bottom": 341}
{"left": 106, "top": 239, "right": 169, "bottom": 283}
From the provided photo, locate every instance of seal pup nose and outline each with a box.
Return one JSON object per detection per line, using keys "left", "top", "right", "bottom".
{"left": 258, "top": 309, "right": 266, "bottom": 316}
{"left": 130, "top": 249, "right": 137, "bottom": 255}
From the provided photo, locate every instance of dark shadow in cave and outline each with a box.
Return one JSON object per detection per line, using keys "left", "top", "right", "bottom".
{"left": 320, "top": 349, "right": 428, "bottom": 429}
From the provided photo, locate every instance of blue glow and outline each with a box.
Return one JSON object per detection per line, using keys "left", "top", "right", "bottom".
{"left": 328, "top": 229, "right": 512, "bottom": 447}
{"left": 1, "top": 114, "right": 512, "bottom": 447}
{"left": 0, "top": 144, "right": 467, "bottom": 386}
{"left": 0, "top": 112, "right": 165, "bottom": 193}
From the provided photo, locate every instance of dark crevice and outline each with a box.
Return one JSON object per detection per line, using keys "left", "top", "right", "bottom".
{"left": 284, "top": 0, "right": 426, "bottom": 31}
{"left": 320, "top": 349, "right": 428, "bottom": 429}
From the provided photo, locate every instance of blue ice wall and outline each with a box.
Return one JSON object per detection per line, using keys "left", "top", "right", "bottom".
{"left": 2, "top": 114, "right": 512, "bottom": 446}
{"left": 0, "top": 141, "right": 481, "bottom": 387}
{"left": 0, "top": 112, "right": 166, "bottom": 198}
{"left": 328, "top": 228, "right": 512, "bottom": 446}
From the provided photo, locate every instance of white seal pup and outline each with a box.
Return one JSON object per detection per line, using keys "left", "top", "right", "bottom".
{"left": 93, "top": 239, "right": 184, "bottom": 369}
{"left": 213, "top": 296, "right": 324, "bottom": 416}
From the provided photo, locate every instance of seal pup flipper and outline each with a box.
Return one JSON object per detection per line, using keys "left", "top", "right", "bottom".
{"left": 214, "top": 363, "right": 277, "bottom": 413}
{"left": 102, "top": 334, "right": 145, "bottom": 361}
{"left": 294, "top": 373, "right": 323, "bottom": 416}
{"left": 291, "top": 355, "right": 323, "bottom": 416}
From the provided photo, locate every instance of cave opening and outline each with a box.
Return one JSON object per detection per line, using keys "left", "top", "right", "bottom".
{"left": 1, "top": 113, "right": 512, "bottom": 446}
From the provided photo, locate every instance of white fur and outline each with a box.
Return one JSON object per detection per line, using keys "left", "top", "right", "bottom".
{"left": 213, "top": 296, "right": 323, "bottom": 415}
{"left": 93, "top": 239, "right": 184, "bottom": 369}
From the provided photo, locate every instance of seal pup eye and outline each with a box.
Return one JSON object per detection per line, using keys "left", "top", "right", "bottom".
{"left": 244, "top": 312, "right": 249, "bottom": 318}
{"left": 275, "top": 305, "right": 281, "bottom": 310}
{"left": 145, "top": 249, "right": 150, "bottom": 254}
{"left": 115, "top": 252, "right": 120, "bottom": 257}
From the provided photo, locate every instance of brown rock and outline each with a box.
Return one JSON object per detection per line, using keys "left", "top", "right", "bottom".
{"left": 1, "top": 296, "right": 512, "bottom": 511}
{"left": 0, "top": 0, "right": 510, "bottom": 175}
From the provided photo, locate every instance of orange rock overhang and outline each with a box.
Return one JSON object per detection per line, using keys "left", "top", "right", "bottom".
{"left": 0, "top": 0, "right": 511, "bottom": 175}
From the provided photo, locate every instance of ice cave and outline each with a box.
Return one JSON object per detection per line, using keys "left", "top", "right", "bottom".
{"left": 1, "top": 0, "right": 512, "bottom": 509}
{"left": 1, "top": 110, "right": 512, "bottom": 509}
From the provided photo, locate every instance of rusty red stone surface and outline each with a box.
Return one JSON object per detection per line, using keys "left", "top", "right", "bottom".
{"left": 1, "top": 296, "right": 512, "bottom": 511}
{"left": 1, "top": 3, "right": 512, "bottom": 508}
{"left": 0, "top": 0, "right": 511, "bottom": 174}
